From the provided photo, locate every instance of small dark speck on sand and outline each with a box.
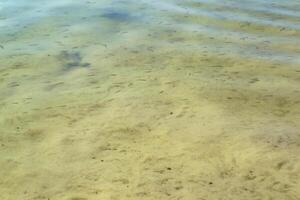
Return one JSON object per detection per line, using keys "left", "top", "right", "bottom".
{"left": 81, "top": 63, "right": 91, "bottom": 67}
{"left": 209, "top": 65, "right": 223, "bottom": 68}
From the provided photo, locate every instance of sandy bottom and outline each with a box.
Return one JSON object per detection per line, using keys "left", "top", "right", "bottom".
{"left": 0, "top": 0, "right": 300, "bottom": 199}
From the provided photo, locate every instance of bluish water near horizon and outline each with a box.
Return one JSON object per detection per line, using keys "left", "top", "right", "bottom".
{"left": 0, "top": 0, "right": 300, "bottom": 199}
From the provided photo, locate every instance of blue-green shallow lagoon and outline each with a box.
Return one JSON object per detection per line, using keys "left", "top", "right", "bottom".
{"left": 0, "top": 0, "right": 300, "bottom": 199}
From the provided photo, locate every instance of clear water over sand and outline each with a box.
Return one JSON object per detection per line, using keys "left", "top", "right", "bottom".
{"left": 0, "top": 0, "right": 300, "bottom": 199}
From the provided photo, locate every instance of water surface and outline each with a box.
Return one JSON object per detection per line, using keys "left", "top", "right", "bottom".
{"left": 0, "top": 0, "right": 300, "bottom": 199}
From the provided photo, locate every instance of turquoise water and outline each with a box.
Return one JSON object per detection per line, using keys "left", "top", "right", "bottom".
{"left": 0, "top": 0, "right": 300, "bottom": 199}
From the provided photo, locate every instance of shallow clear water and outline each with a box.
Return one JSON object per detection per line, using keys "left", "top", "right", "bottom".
{"left": 0, "top": 0, "right": 300, "bottom": 199}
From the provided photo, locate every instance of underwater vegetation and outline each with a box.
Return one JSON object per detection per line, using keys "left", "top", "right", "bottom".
{"left": 57, "top": 50, "right": 91, "bottom": 71}
{"left": 101, "top": 10, "right": 133, "bottom": 22}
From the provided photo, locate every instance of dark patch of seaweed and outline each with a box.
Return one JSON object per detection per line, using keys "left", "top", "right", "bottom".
{"left": 57, "top": 50, "right": 90, "bottom": 71}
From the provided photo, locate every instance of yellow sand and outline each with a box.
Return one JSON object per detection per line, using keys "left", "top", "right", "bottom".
{"left": 0, "top": 0, "right": 300, "bottom": 199}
